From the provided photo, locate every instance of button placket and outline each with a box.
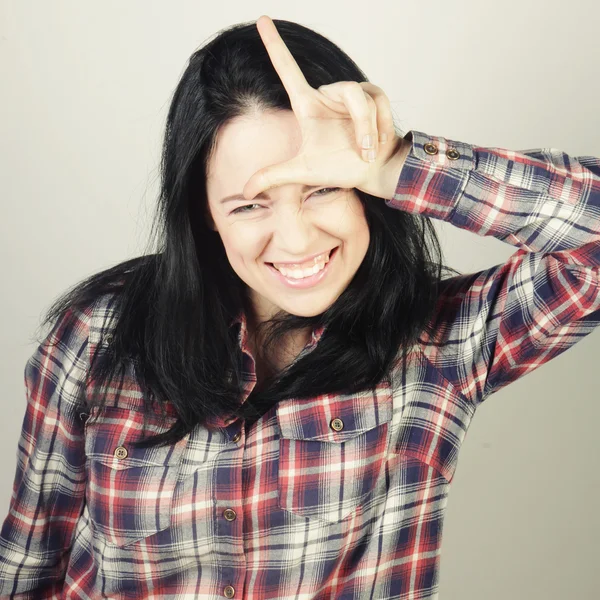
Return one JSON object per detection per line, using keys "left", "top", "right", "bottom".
{"left": 214, "top": 426, "right": 244, "bottom": 599}
{"left": 223, "top": 508, "right": 237, "bottom": 521}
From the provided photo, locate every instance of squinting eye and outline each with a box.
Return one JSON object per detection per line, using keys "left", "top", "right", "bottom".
{"left": 230, "top": 188, "right": 341, "bottom": 216}
{"left": 313, "top": 187, "right": 341, "bottom": 196}
{"left": 231, "top": 203, "right": 262, "bottom": 215}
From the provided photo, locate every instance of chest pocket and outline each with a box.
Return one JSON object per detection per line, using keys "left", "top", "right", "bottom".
{"left": 84, "top": 405, "right": 189, "bottom": 548}
{"left": 276, "top": 383, "right": 393, "bottom": 523}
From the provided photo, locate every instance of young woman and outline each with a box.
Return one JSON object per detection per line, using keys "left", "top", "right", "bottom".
{"left": 0, "top": 15, "right": 598, "bottom": 600}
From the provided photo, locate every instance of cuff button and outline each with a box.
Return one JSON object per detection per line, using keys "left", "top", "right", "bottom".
{"left": 423, "top": 142, "right": 438, "bottom": 155}
{"left": 446, "top": 148, "right": 461, "bottom": 160}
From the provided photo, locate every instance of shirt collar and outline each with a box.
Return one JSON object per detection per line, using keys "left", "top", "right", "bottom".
{"left": 203, "top": 312, "right": 327, "bottom": 431}
{"left": 230, "top": 311, "right": 326, "bottom": 354}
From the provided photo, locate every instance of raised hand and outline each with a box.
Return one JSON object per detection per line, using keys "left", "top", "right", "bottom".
{"left": 242, "top": 16, "right": 410, "bottom": 202}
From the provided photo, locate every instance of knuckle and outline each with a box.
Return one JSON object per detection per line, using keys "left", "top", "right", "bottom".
{"left": 361, "top": 81, "right": 382, "bottom": 96}
{"left": 364, "top": 92, "right": 377, "bottom": 108}
{"left": 343, "top": 81, "right": 361, "bottom": 93}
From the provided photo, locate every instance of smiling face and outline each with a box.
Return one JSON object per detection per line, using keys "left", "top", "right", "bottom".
{"left": 205, "top": 108, "right": 370, "bottom": 322}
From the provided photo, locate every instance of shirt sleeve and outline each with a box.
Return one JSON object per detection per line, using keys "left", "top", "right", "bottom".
{"left": 0, "top": 306, "right": 91, "bottom": 598}
{"left": 386, "top": 130, "right": 600, "bottom": 406}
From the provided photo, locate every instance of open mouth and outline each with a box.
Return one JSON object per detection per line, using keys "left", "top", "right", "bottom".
{"left": 267, "top": 246, "right": 335, "bottom": 273}
{"left": 266, "top": 246, "right": 338, "bottom": 288}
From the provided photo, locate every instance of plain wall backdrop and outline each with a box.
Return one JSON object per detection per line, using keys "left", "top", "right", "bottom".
{"left": 1, "top": 1, "right": 598, "bottom": 598}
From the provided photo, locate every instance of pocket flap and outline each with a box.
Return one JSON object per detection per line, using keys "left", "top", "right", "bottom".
{"left": 85, "top": 406, "right": 185, "bottom": 470}
{"left": 276, "top": 379, "right": 393, "bottom": 442}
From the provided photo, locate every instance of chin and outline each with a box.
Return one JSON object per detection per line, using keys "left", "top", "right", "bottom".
{"left": 278, "top": 299, "right": 335, "bottom": 318}
{"left": 286, "top": 309, "right": 324, "bottom": 318}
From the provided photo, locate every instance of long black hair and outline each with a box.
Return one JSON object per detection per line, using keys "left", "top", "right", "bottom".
{"left": 40, "top": 18, "right": 458, "bottom": 449}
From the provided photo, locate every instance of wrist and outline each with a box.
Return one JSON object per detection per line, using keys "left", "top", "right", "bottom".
{"left": 380, "top": 135, "right": 411, "bottom": 200}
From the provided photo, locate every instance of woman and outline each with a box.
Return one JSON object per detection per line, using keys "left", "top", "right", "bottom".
{"left": 0, "top": 15, "right": 598, "bottom": 600}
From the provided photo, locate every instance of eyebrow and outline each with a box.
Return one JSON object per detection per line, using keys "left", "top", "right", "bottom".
{"left": 219, "top": 184, "right": 319, "bottom": 204}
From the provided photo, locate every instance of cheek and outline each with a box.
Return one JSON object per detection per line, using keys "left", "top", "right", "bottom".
{"left": 350, "top": 223, "right": 370, "bottom": 266}
{"left": 219, "top": 229, "right": 264, "bottom": 271}
{"left": 328, "top": 197, "right": 369, "bottom": 244}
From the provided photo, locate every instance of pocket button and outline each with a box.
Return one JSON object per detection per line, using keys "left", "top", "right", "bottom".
{"left": 114, "top": 446, "right": 128, "bottom": 459}
{"left": 330, "top": 418, "right": 344, "bottom": 432}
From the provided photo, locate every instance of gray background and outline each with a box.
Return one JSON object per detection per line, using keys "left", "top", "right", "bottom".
{"left": 1, "top": 1, "right": 599, "bottom": 598}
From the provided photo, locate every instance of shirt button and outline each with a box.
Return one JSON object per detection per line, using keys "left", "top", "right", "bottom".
{"left": 330, "top": 418, "right": 344, "bottom": 432}
{"left": 114, "top": 446, "right": 128, "bottom": 459}
{"left": 223, "top": 508, "right": 237, "bottom": 521}
{"left": 423, "top": 142, "right": 438, "bottom": 155}
{"left": 231, "top": 431, "right": 241, "bottom": 443}
{"left": 224, "top": 585, "right": 235, "bottom": 598}
{"left": 446, "top": 148, "right": 460, "bottom": 160}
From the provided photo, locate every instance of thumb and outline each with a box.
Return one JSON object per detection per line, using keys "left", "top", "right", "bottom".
{"left": 242, "top": 156, "right": 319, "bottom": 201}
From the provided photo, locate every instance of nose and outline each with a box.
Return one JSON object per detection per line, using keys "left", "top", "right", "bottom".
{"left": 271, "top": 205, "right": 318, "bottom": 257}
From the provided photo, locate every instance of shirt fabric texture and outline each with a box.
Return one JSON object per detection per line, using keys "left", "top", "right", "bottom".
{"left": 1, "top": 130, "right": 599, "bottom": 599}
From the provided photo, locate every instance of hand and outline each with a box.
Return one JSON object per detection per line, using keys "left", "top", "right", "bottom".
{"left": 242, "top": 15, "right": 410, "bottom": 202}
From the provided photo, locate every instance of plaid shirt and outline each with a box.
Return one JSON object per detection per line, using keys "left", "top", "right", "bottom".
{"left": 1, "top": 130, "right": 599, "bottom": 599}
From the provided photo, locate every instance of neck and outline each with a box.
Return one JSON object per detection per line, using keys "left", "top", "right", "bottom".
{"left": 244, "top": 307, "right": 311, "bottom": 374}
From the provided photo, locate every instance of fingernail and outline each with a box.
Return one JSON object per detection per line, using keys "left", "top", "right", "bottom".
{"left": 362, "top": 134, "right": 373, "bottom": 149}
{"left": 379, "top": 133, "right": 388, "bottom": 143}
{"left": 367, "top": 149, "right": 376, "bottom": 162}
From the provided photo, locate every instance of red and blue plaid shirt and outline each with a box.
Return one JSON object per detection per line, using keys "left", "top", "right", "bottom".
{"left": 1, "top": 130, "right": 599, "bottom": 599}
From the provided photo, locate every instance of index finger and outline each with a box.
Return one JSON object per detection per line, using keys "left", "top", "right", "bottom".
{"left": 256, "top": 15, "right": 312, "bottom": 103}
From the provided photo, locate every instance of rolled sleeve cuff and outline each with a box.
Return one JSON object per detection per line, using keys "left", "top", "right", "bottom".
{"left": 385, "top": 130, "right": 475, "bottom": 221}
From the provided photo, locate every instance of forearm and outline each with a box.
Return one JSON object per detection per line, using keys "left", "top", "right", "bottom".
{"left": 385, "top": 130, "right": 600, "bottom": 257}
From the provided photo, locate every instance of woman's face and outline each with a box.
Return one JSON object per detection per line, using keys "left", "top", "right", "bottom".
{"left": 205, "top": 109, "right": 370, "bottom": 321}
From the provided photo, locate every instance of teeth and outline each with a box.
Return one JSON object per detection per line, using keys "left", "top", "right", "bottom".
{"left": 273, "top": 249, "right": 332, "bottom": 272}
{"left": 278, "top": 261, "right": 326, "bottom": 279}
